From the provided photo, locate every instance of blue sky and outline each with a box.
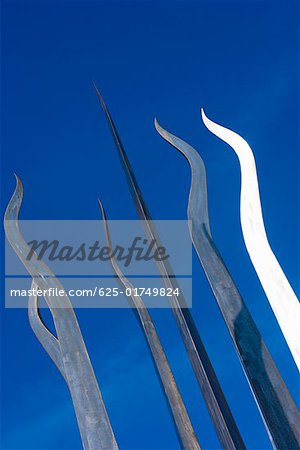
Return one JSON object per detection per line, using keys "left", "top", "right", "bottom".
{"left": 1, "top": 1, "right": 299, "bottom": 449}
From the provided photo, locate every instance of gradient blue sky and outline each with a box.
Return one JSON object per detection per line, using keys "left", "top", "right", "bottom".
{"left": 1, "top": 1, "right": 299, "bottom": 449}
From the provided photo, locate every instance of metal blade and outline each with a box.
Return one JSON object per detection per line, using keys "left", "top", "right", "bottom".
{"left": 98, "top": 199, "right": 201, "bottom": 450}
{"left": 155, "top": 119, "right": 300, "bottom": 449}
{"left": 201, "top": 109, "right": 300, "bottom": 371}
{"left": 4, "top": 177, "right": 118, "bottom": 450}
{"left": 94, "top": 85, "right": 245, "bottom": 450}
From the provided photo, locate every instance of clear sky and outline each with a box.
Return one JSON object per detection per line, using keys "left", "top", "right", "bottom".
{"left": 1, "top": 1, "right": 299, "bottom": 449}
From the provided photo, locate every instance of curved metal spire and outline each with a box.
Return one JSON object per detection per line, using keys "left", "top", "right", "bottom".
{"left": 98, "top": 199, "right": 201, "bottom": 450}
{"left": 201, "top": 109, "right": 300, "bottom": 371}
{"left": 94, "top": 85, "right": 245, "bottom": 450}
{"left": 154, "top": 119, "right": 300, "bottom": 450}
{"left": 4, "top": 176, "right": 118, "bottom": 450}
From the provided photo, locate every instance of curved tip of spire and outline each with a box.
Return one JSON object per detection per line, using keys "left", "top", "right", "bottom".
{"left": 153, "top": 117, "right": 170, "bottom": 140}
{"left": 92, "top": 80, "right": 100, "bottom": 94}
{"left": 200, "top": 108, "right": 251, "bottom": 158}
{"left": 4, "top": 175, "right": 24, "bottom": 223}
{"left": 200, "top": 107, "right": 230, "bottom": 139}
{"left": 14, "top": 172, "right": 22, "bottom": 186}
{"left": 200, "top": 108, "right": 214, "bottom": 130}
{"left": 92, "top": 81, "right": 107, "bottom": 108}
{"left": 12, "top": 173, "right": 24, "bottom": 200}
{"left": 97, "top": 198, "right": 106, "bottom": 221}
{"left": 154, "top": 117, "right": 163, "bottom": 133}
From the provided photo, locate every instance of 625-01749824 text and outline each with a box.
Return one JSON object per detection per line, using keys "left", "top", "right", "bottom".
{"left": 9, "top": 286, "right": 181, "bottom": 298}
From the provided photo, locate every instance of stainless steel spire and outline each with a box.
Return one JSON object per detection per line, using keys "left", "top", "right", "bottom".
{"left": 4, "top": 176, "right": 118, "bottom": 450}
{"left": 201, "top": 109, "right": 300, "bottom": 371}
{"left": 94, "top": 85, "right": 245, "bottom": 450}
{"left": 154, "top": 119, "right": 300, "bottom": 450}
{"left": 98, "top": 199, "right": 201, "bottom": 450}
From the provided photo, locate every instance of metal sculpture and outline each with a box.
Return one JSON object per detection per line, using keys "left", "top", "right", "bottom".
{"left": 6, "top": 89, "right": 298, "bottom": 450}
{"left": 4, "top": 176, "right": 118, "bottom": 450}
{"left": 94, "top": 84, "right": 245, "bottom": 450}
{"left": 98, "top": 199, "right": 200, "bottom": 450}
{"left": 201, "top": 109, "right": 300, "bottom": 371}
{"left": 154, "top": 119, "right": 300, "bottom": 450}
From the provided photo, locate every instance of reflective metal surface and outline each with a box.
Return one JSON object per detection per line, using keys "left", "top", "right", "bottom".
{"left": 155, "top": 120, "right": 300, "bottom": 450}
{"left": 4, "top": 177, "right": 118, "bottom": 450}
{"left": 201, "top": 109, "right": 300, "bottom": 371}
{"left": 94, "top": 85, "right": 245, "bottom": 450}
